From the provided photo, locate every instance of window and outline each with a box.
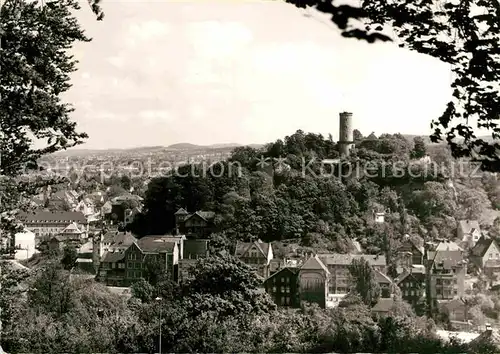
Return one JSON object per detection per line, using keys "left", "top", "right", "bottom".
{"left": 286, "top": 287, "right": 290, "bottom": 293}
{"left": 273, "top": 286, "right": 276, "bottom": 293}
{"left": 285, "top": 297, "right": 290, "bottom": 305}
{"left": 281, "top": 286, "right": 285, "bottom": 293}
{"left": 280, "top": 297, "right": 285, "bottom": 306}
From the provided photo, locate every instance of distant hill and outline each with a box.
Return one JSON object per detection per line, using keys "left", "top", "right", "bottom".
{"left": 50, "top": 142, "right": 263, "bottom": 157}
{"left": 166, "top": 143, "right": 202, "bottom": 150}
{"left": 166, "top": 142, "right": 257, "bottom": 150}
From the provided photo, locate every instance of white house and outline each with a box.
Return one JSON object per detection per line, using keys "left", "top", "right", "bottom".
{"left": 457, "top": 220, "right": 482, "bottom": 249}
{"left": 13, "top": 230, "right": 37, "bottom": 260}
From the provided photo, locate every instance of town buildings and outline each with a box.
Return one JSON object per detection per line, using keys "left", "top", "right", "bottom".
{"left": 20, "top": 211, "right": 88, "bottom": 242}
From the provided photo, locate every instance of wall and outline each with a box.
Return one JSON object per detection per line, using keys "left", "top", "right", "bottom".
{"left": 299, "top": 270, "right": 327, "bottom": 308}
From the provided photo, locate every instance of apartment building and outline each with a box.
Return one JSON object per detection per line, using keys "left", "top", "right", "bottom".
{"left": 427, "top": 241, "right": 467, "bottom": 301}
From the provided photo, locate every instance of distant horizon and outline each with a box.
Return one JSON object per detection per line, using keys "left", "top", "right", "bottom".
{"left": 61, "top": 132, "right": 443, "bottom": 152}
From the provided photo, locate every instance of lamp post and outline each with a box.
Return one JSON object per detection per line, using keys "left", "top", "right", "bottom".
{"left": 155, "top": 297, "right": 162, "bottom": 354}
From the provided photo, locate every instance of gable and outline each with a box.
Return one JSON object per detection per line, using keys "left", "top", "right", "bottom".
{"left": 245, "top": 244, "right": 266, "bottom": 258}
{"left": 484, "top": 241, "right": 500, "bottom": 258}
{"left": 184, "top": 213, "right": 208, "bottom": 227}
{"left": 126, "top": 243, "right": 143, "bottom": 257}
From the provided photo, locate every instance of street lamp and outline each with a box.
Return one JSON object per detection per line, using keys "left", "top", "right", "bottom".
{"left": 155, "top": 297, "right": 162, "bottom": 354}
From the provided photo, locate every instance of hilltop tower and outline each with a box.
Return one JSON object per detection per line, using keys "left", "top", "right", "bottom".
{"left": 338, "top": 112, "right": 354, "bottom": 157}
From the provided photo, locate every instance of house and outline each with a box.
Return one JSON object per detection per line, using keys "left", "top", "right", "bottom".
{"left": 75, "top": 240, "right": 95, "bottom": 274}
{"left": 174, "top": 209, "right": 216, "bottom": 238}
{"left": 374, "top": 269, "right": 393, "bottom": 298}
{"left": 372, "top": 297, "right": 397, "bottom": 317}
{"left": 299, "top": 255, "right": 330, "bottom": 308}
{"left": 99, "top": 230, "right": 137, "bottom": 256}
{"left": 427, "top": 241, "right": 467, "bottom": 301}
{"left": 396, "top": 267, "right": 426, "bottom": 309}
{"left": 397, "top": 235, "right": 424, "bottom": 266}
{"left": 317, "top": 253, "right": 387, "bottom": 294}
{"left": 470, "top": 235, "right": 500, "bottom": 277}
{"left": 234, "top": 240, "right": 274, "bottom": 278}
{"left": 97, "top": 250, "right": 128, "bottom": 286}
{"left": 457, "top": 220, "right": 482, "bottom": 249}
{"left": 178, "top": 239, "right": 209, "bottom": 281}
{"left": 123, "top": 236, "right": 180, "bottom": 285}
{"left": 264, "top": 267, "right": 300, "bottom": 308}
{"left": 13, "top": 230, "right": 37, "bottom": 260}
{"left": 21, "top": 211, "right": 88, "bottom": 242}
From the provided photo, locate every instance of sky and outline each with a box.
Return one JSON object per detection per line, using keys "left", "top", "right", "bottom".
{"left": 67, "top": 0, "right": 454, "bottom": 149}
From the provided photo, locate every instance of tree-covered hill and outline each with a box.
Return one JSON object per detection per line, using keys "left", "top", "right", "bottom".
{"left": 128, "top": 130, "right": 500, "bottom": 261}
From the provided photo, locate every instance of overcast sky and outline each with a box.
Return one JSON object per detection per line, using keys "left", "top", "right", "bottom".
{"left": 67, "top": 0, "right": 453, "bottom": 149}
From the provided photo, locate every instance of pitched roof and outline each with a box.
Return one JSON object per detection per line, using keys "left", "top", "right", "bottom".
{"left": 318, "top": 253, "right": 387, "bottom": 267}
{"left": 433, "top": 241, "right": 463, "bottom": 252}
{"left": 471, "top": 236, "right": 497, "bottom": 258}
{"left": 23, "top": 211, "right": 87, "bottom": 223}
{"left": 300, "top": 255, "right": 330, "bottom": 274}
{"left": 395, "top": 269, "right": 425, "bottom": 284}
{"left": 458, "top": 220, "right": 481, "bottom": 234}
{"left": 374, "top": 269, "right": 392, "bottom": 284}
{"left": 264, "top": 266, "right": 299, "bottom": 283}
{"left": 101, "top": 251, "right": 126, "bottom": 263}
{"left": 174, "top": 208, "right": 189, "bottom": 215}
{"left": 372, "top": 298, "right": 396, "bottom": 313}
{"left": 234, "top": 240, "right": 271, "bottom": 258}
{"left": 184, "top": 210, "right": 216, "bottom": 223}
{"left": 102, "top": 231, "right": 137, "bottom": 247}
{"left": 136, "top": 236, "right": 177, "bottom": 253}
{"left": 428, "top": 246, "right": 466, "bottom": 269}
{"left": 61, "top": 222, "right": 82, "bottom": 234}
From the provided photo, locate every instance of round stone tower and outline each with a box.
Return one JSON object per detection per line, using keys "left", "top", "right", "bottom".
{"left": 338, "top": 112, "right": 354, "bottom": 157}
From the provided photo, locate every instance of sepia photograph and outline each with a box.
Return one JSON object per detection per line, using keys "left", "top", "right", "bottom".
{"left": 1, "top": 0, "right": 500, "bottom": 353}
